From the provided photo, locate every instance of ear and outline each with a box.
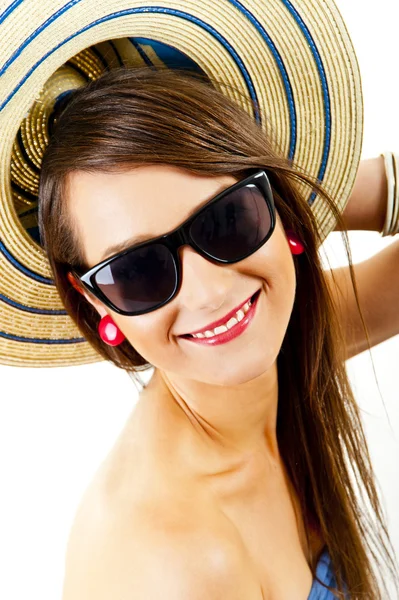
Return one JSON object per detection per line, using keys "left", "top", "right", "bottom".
{"left": 67, "top": 271, "right": 108, "bottom": 318}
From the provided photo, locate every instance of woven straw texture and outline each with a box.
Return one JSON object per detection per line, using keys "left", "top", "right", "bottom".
{"left": 0, "top": 0, "right": 363, "bottom": 367}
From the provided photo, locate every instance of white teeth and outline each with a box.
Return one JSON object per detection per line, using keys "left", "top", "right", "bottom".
{"left": 189, "top": 293, "right": 257, "bottom": 339}
{"left": 226, "top": 317, "right": 238, "bottom": 330}
{"left": 236, "top": 309, "right": 245, "bottom": 322}
{"left": 214, "top": 325, "right": 228, "bottom": 335}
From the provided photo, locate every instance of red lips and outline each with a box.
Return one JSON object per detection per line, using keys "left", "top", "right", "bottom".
{"left": 181, "top": 289, "right": 261, "bottom": 346}
{"left": 181, "top": 289, "right": 260, "bottom": 337}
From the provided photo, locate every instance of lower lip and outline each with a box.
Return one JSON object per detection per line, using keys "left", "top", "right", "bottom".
{"left": 180, "top": 289, "right": 261, "bottom": 346}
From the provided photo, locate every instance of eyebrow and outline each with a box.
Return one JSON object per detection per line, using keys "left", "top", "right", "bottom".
{"left": 100, "top": 232, "right": 155, "bottom": 262}
{"left": 98, "top": 181, "right": 237, "bottom": 262}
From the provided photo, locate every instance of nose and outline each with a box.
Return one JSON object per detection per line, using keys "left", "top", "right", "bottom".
{"left": 177, "top": 245, "right": 233, "bottom": 312}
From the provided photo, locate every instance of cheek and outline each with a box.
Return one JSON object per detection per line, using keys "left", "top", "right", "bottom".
{"left": 112, "top": 308, "right": 176, "bottom": 366}
{"left": 247, "top": 234, "right": 297, "bottom": 295}
{"left": 247, "top": 239, "right": 297, "bottom": 332}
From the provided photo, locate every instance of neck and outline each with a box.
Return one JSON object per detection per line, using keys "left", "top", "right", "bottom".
{"left": 152, "top": 362, "right": 280, "bottom": 466}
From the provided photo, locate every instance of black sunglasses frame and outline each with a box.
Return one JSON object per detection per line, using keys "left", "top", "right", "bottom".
{"left": 74, "top": 169, "right": 276, "bottom": 316}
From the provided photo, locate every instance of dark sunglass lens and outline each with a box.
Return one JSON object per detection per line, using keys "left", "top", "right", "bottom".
{"left": 189, "top": 184, "right": 272, "bottom": 261}
{"left": 94, "top": 243, "right": 177, "bottom": 313}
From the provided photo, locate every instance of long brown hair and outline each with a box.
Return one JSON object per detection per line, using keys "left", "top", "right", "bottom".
{"left": 38, "top": 66, "right": 398, "bottom": 598}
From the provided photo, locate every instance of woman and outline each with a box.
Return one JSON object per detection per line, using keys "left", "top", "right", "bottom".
{"left": 37, "top": 66, "right": 398, "bottom": 599}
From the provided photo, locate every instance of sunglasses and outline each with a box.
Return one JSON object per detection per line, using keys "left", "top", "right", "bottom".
{"left": 74, "top": 169, "right": 276, "bottom": 316}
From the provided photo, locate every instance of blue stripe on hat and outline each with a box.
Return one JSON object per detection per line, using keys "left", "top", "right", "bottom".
{"left": 226, "top": 1, "right": 297, "bottom": 159}
{"left": 279, "top": 0, "right": 331, "bottom": 203}
{"left": 0, "top": 331, "right": 85, "bottom": 343}
{"left": 0, "top": 0, "right": 85, "bottom": 75}
{"left": 0, "top": 239, "right": 54, "bottom": 284}
{"left": 0, "top": 0, "right": 25, "bottom": 26}
{"left": 0, "top": 7, "right": 261, "bottom": 121}
{"left": 0, "top": 292, "right": 67, "bottom": 315}
{"left": 131, "top": 37, "right": 206, "bottom": 75}
{"left": 229, "top": 0, "right": 331, "bottom": 205}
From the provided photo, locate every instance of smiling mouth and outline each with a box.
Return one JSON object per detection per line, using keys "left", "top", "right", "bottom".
{"left": 181, "top": 290, "right": 261, "bottom": 339}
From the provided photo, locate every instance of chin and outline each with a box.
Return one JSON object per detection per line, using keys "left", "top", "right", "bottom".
{"left": 201, "top": 352, "right": 277, "bottom": 387}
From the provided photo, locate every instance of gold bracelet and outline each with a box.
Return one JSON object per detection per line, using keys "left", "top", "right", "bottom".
{"left": 380, "top": 152, "right": 399, "bottom": 236}
{"left": 392, "top": 153, "right": 399, "bottom": 235}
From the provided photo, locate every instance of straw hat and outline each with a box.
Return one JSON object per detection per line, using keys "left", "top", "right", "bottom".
{"left": 0, "top": 0, "right": 363, "bottom": 368}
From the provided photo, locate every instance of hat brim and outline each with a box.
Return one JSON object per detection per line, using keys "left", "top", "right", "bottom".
{"left": 0, "top": 0, "right": 363, "bottom": 367}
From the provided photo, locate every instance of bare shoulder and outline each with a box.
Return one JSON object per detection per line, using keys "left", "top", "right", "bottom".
{"left": 61, "top": 482, "right": 261, "bottom": 600}
{"left": 62, "top": 380, "right": 261, "bottom": 598}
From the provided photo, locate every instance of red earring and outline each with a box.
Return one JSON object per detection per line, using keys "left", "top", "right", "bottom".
{"left": 286, "top": 229, "right": 305, "bottom": 255}
{"left": 98, "top": 315, "right": 126, "bottom": 346}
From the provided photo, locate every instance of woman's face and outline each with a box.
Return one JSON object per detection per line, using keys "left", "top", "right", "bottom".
{"left": 67, "top": 164, "right": 297, "bottom": 386}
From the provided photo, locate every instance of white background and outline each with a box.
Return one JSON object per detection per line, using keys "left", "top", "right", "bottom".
{"left": 0, "top": 1, "right": 398, "bottom": 598}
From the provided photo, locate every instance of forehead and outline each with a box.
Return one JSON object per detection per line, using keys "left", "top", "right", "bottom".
{"left": 66, "top": 164, "right": 239, "bottom": 267}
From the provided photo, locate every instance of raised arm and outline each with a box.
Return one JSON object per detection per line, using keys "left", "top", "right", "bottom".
{"left": 328, "top": 155, "right": 399, "bottom": 359}
{"left": 325, "top": 239, "right": 399, "bottom": 360}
